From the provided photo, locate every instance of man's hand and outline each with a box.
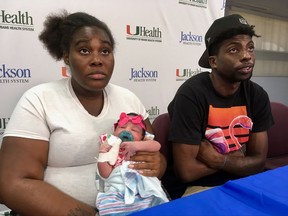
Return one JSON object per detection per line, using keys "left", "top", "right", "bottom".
{"left": 197, "top": 139, "right": 245, "bottom": 169}
{"left": 197, "top": 139, "right": 224, "bottom": 169}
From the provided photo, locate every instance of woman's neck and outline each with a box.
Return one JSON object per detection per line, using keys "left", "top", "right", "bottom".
{"left": 71, "top": 79, "right": 105, "bottom": 116}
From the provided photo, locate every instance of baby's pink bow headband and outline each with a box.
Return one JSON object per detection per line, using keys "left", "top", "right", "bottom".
{"left": 115, "top": 112, "right": 146, "bottom": 130}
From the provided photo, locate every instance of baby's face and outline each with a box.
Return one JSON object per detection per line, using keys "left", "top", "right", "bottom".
{"left": 114, "top": 121, "right": 143, "bottom": 141}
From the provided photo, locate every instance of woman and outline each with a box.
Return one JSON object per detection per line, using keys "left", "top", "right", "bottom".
{"left": 0, "top": 11, "right": 166, "bottom": 216}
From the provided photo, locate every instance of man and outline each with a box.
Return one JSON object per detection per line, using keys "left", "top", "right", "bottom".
{"left": 166, "top": 14, "right": 274, "bottom": 199}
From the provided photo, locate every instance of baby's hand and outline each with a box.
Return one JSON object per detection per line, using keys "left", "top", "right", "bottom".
{"left": 120, "top": 141, "right": 139, "bottom": 160}
{"left": 99, "top": 142, "right": 112, "bottom": 153}
{"left": 99, "top": 134, "right": 113, "bottom": 153}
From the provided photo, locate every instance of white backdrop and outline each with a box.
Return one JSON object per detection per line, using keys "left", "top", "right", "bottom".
{"left": 0, "top": 0, "right": 225, "bottom": 144}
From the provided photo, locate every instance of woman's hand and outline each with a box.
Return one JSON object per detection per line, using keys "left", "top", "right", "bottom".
{"left": 128, "top": 151, "right": 162, "bottom": 177}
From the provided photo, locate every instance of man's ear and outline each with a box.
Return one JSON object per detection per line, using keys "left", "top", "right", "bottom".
{"left": 208, "top": 56, "right": 217, "bottom": 69}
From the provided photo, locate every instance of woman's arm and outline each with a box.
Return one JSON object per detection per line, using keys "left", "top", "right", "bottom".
{"left": 0, "top": 137, "right": 96, "bottom": 216}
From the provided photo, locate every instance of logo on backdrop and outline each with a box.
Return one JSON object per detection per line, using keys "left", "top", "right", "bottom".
{"left": 179, "top": 31, "right": 203, "bottom": 45}
{"left": 0, "top": 117, "right": 10, "bottom": 136}
{"left": 129, "top": 67, "right": 158, "bottom": 82}
{"left": 0, "top": 10, "right": 34, "bottom": 31}
{"left": 63, "top": 66, "right": 159, "bottom": 82}
{"left": 176, "top": 68, "right": 203, "bottom": 81}
{"left": 62, "top": 67, "right": 70, "bottom": 77}
{"left": 178, "top": 0, "right": 208, "bottom": 8}
{"left": 126, "top": 25, "right": 162, "bottom": 42}
{"left": 146, "top": 106, "right": 160, "bottom": 120}
{"left": 0, "top": 64, "right": 31, "bottom": 83}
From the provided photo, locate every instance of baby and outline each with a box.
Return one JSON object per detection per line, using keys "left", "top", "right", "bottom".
{"left": 96, "top": 112, "right": 169, "bottom": 216}
{"left": 205, "top": 115, "right": 253, "bottom": 154}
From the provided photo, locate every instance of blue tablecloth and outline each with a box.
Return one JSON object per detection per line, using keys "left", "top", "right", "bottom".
{"left": 131, "top": 166, "right": 288, "bottom": 216}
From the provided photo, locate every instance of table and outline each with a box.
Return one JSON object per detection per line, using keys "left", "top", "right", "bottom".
{"left": 130, "top": 166, "right": 288, "bottom": 215}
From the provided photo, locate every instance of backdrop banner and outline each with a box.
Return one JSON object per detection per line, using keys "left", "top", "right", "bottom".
{"left": 0, "top": 0, "right": 225, "bottom": 144}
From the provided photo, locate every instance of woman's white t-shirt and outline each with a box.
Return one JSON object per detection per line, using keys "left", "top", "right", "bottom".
{"left": 4, "top": 78, "right": 149, "bottom": 207}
